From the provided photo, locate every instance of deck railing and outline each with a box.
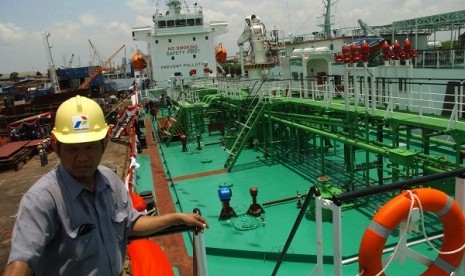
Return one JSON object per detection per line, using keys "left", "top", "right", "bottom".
{"left": 128, "top": 210, "right": 208, "bottom": 276}
{"left": 312, "top": 168, "right": 465, "bottom": 276}
{"left": 272, "top": 168, "right": 465, "bottom": 275}
{"left": 233, "top": 72, "right": 465, "bottom": 130}
{"left": 415, "top": 48, "right": 465, "bottom": 69}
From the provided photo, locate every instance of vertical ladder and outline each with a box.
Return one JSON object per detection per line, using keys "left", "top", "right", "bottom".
{"left": 224, "top": 98, "right": 265, "bottom": 171}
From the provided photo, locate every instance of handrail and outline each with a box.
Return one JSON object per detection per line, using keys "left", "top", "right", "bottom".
{"left": 332, "top": 167, "right": 465, "bottom": 206}
{"left": 271, "top": 186, "right": 321, "bottom": 276}
{"left": 128, "top": 224, "right": 196, "bottom": 240}
{"left": 128, "top": 208, "right": 208, "bottom": 276}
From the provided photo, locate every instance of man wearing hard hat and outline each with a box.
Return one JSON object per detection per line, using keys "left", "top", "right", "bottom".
{"left": 4, "top": 96, "right": 208, "bottom": 275}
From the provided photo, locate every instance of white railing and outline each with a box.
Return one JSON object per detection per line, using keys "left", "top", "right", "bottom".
{"left": 199, "top": 68, "right": 464, "bottom": 129}
{"left": 312, "top": 176, "right": 465, "bottom": 276}
{"left": 416, "top": 48, "right": 465, "bottom": 69}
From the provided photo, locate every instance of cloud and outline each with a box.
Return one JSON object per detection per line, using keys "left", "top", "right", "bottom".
{"left": 134, "top": 14, "right": 153, "bottom": 27}
{"left": 124, "top": 0, "right": 154, "bottom": 15}
{"left": 79, "top": 12, "right": 99, "bottom": 27}
{"left": 48, "top": 21, "right": 82, "bottom": 41}
{"left": 0, "top": 22, "right": 27, "bottom": 41}
{"left": 107, "top": 21, "right": 132, "bottom": 34}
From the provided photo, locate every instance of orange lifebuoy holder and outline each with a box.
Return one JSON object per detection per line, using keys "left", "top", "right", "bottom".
{"left": 358, "top": 188, "right": 465, "bottom": 276}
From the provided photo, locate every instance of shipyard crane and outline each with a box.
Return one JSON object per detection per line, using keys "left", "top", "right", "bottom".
{"left": 79, "top": 44, "right": 125, "bottom": 89}
{"left": 358, "top": 19, "right": 382, "bottom": 38}
{"left": 88, "top": 39, "right": 104, "bottom": 66}
{"left": 68, "top": 53, "right": 75, "bottom": 68}
{"left": 42, "top": 32, "right": 61, "bottom": 93}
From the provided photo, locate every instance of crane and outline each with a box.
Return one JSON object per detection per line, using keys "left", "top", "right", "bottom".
{"left": 88, "top": 39, "right": 104, "bottom": 66}
{"left": 42, "top": 32, "right": 61, "bottom": 93}
{"left": 68, "top": 53, "right": 75, "bottom": 68}
{"left": 79, "top": 44, "right": 125, "bottom": 89}
{"left": 358, "top": 19, "right": 381, "bottom": 38}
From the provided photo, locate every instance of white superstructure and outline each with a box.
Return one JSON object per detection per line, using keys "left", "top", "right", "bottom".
{"left": 132, "top": 0, "right": 227, "bottom": 89}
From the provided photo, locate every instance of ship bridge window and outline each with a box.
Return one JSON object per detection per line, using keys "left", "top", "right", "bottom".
{"left": 205, "top": 36, "right": 209, "bottom": 40}
{"left": 171, "top": 56, "right": 175, "bottom": 60}
{"left": 176, "top": 19, "right": 186, "bottom": 27}
{"left": 193, "top": 37, "right": 196, "bottom": 41}
{"left": 193, "top": 55, "right": 196, "bottom": 58}
{"left": 167, "top": 20, "right": 174, "bottom": 27}
{"left": 158, "top": 21, "right": 166, "bottom": 28}
{"left": 155, "top": 40, "right": 159, "bottom": 44}
{"left": 168, "top": 39, "right": 172, "bottom": 43}
{"left": 290, "top": 59, "right": 302, "bottom": 66}
{"left": 187, "top": 19, "right": 194, "bottom": 26}
{"left": 196, "top": 18, "right": 202, "bottom": 25}
{"left": 292, "top": 72, "right": 299, "bottom": 81}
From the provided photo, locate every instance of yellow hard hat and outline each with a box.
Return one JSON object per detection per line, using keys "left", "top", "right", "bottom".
{"left": 52, "top": 95, "right": 109, "bottom": 143}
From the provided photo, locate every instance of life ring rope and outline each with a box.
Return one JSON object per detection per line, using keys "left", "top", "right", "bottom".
{"left": 358, "top": 189, "right": 465, "bottom": 276}
{"left": 411, "top": 191, "right": 465, "bottom": 255}
{"left": 363, "top": 190, "right": 417, "bottom": 276}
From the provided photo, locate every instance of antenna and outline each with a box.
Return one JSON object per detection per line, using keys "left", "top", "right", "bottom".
{"left": 286, "top": 0, "right": 292, "bottom": 36}
{"left": 183, "top": 0, "right": 190, "bottom": 13}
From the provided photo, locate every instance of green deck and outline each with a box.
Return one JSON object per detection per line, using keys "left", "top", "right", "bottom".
{"left": 130, "top": 73, "right": 465, "bottom": 274}
{"left": 135, "top": 121, "right": 450, "bottom": 275}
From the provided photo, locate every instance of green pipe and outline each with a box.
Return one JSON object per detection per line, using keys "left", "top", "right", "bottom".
{"left": 272, "top": 111, "right": 462, "bottom": 154}
{"left": 358, "top": 122, "right": 462, "bottom": 150}
{"left": 269, "top": 111, "right": 345, "bottom": 124}
{"left": 265, "top": 114, "right": 390, "bottom": 156}
{"left": 266, "top": 114, "right": 463, "bottom": 171}
{"left": 204, "top": 94, "right": 220, "bottom": 105}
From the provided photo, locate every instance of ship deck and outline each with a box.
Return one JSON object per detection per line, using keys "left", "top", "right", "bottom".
{"left": 137, "top": 113, "right": 455, "bottom": 275}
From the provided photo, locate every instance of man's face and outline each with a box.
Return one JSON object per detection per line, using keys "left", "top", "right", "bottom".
{"left": 57, "top": 141, "right": 104, "bottom": 185}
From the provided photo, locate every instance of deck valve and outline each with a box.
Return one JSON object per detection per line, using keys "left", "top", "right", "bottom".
{"left": 218, "top": 187, "right": 236, "bottom": 220}
{"left": 247, "top": 187, "right": 264, "bottom": 217}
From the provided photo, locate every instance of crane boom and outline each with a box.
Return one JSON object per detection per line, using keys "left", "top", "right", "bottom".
{"left": 88, "top": 39, "right": 104, "bottom": 66}
{"left": 79, "top": 45, "right": 125, "bottom": 89}
{"left": 43, "top": 32, "right": 61, "bottom": 93}
{"left": 68, "top": 53, "right": 75, "bottom": 68}
{"left": 358, "top": 19, "right": 381, "bottom": 38}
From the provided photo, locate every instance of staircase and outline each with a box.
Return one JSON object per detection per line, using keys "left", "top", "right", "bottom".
{"left": 160, "top": 85, "right": 188, "bottom": 146}
{"left": 164, "top": 106, "right": 183, "bottom": 146}
{"left": 224, "top": 97, "right": 265, "bottom": 171}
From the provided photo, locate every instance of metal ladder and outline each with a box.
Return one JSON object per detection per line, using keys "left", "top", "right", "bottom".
{"left": 223, "top": 97, "right": 265, "bottom": 171}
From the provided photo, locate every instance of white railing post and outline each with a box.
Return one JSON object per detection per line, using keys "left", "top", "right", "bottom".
{"left": 456, "top": 176, "right": 465, "bottom": 276}
{"left": 315, "top": 196, "right": 324, "bottom": 276}
{"left": 314, "top": 197, "right": 343, "bottom": 276}
{"left": 332, "top": 200, "right": 343, "bottom": 276}
{"left": 371, "top": 71, "right": 376, "bottom": 116}
{"left": 194, "top": 231, "right": 209, "bottom": 276}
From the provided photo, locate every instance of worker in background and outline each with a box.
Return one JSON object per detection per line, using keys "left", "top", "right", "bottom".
{"left": 150, "top": 102, "right": 158, "bottom": 121}
{"left": 37, "top": 144, "right": 47, "bottom": 167}
{"left": 4, "top": 96, "right": 208, "bottom": 276}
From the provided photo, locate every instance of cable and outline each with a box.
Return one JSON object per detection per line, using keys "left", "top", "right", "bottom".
{"left": 414, "top": 193, "right": 465, "bottom": 255}
{"left": 371, "top": 190, "right": 416, "bottom": 276}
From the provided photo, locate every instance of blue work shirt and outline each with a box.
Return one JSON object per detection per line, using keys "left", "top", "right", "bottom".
{"left": 7, "top": 165, "right": 143, "bottom": 275}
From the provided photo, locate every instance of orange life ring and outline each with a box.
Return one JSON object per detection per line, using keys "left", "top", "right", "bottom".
{"left": 358, "top": 188, "right": 465, "bottom": 276}
{"left": 127, "top": 239, "right": 174, "bottom": 276}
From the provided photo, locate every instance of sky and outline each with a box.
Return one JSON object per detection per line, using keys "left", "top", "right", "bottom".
{"left": 0, "top": 0, "right": 463, "bottom": 74}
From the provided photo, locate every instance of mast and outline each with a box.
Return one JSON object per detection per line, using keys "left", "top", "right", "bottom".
{"left": 322, "top": 0, "right": 339, "bottom": 39}
{"left": 43, "top": 32, "right": 61, "bottom": 93}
